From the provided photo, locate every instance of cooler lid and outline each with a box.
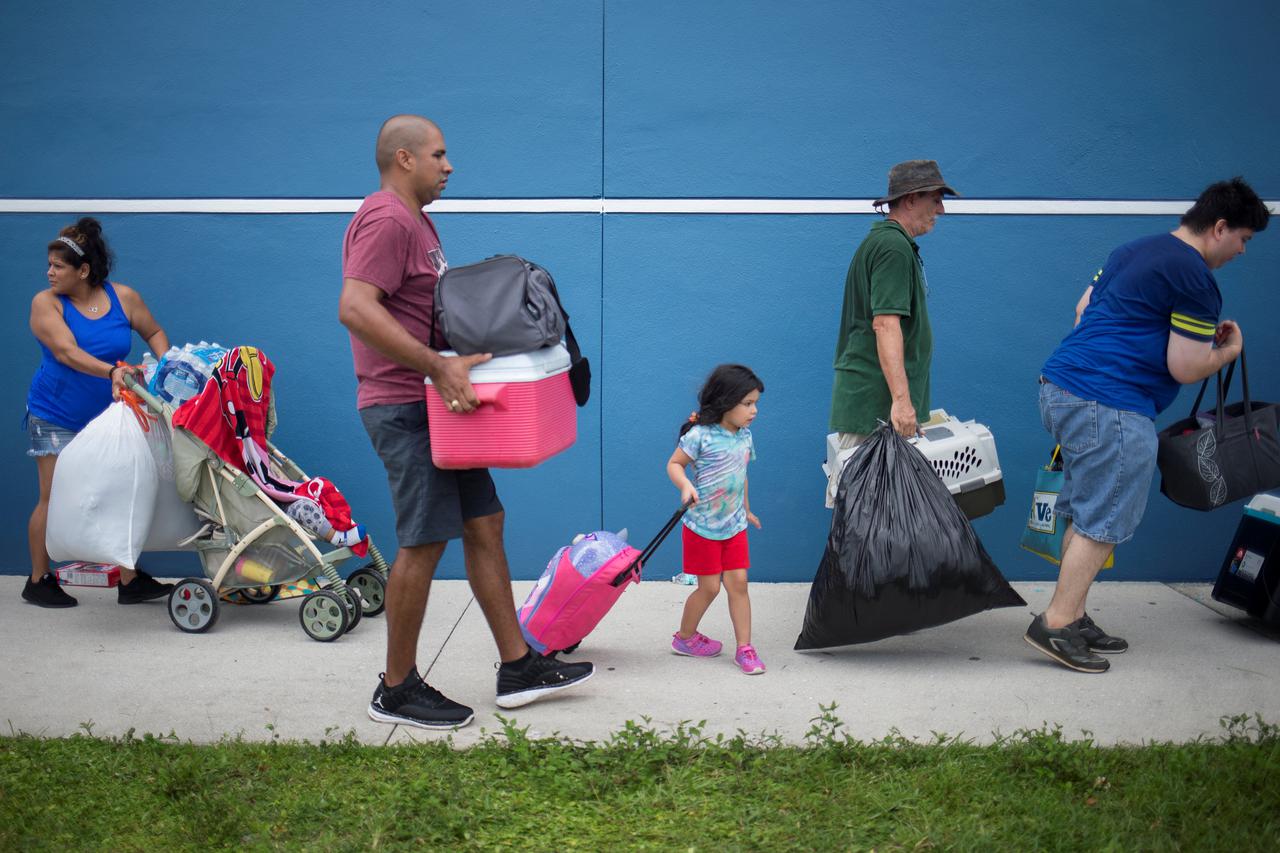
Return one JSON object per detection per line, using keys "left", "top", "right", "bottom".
{"left": 1244, "top": 491, "right": 1280, "bottom": 521}
{"left": 425, "top": 344, "right": 571, "bottom": 385}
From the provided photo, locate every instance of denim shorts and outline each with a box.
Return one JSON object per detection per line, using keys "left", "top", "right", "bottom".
{"left": 358, "top": 401, "right": 503, "bottom": 546}
{"left": 26, "top": 414, "right": 78, "bottom": 458}
{"left": 1038, "top": 380, "right": 1157, "bottom": 545}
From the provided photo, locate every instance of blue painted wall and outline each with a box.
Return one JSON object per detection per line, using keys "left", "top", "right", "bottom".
{"left": 3, "top": 1, "right": 1278, "bottom": 581}
{"left": 0, "top": 2, "right": 604, "bottom": 198}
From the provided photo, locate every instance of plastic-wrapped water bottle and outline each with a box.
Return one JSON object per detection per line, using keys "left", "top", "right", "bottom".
{"left": 188, "top": 341, "right": 227, "bottom": 376}
{"left": 149, "top": 346, "right": 186, "bottom": 401}
{"left": 141, "top": 352, "right": 159, "bottom": 386}
{"left": 160, "top": 359, "right": 205, "bottom": 404}
{"left": 148, "top": 341, "right": 228, "bottom": 404}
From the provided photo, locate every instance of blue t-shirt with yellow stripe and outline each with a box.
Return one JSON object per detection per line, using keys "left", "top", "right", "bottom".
{"left": 1042, "top": 233, "right": 1220, "bottom": 419}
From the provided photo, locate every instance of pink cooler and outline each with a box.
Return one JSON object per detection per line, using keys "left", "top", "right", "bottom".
{"left": 424, "top": 345, "right": 577, "bottom": 469}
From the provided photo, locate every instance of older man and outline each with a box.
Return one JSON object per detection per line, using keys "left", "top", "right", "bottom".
{"left": 827, "top": 160, "right": 958, "bottom": 507}
{"left": 339, "top": 115, "right": 593, "bottom": 729}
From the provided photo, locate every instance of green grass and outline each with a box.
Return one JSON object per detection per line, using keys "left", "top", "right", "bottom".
{"left": 2, "top": 708, "right": 1277, "bottom": 851}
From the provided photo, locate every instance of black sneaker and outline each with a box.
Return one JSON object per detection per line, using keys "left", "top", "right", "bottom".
{"left": 118, "top": 570, "right": 174, "bottom": 604}
{"left": 368, "top": 667, "right": 474, "bottom": 730}
{"left": 1023, "top": 613, "right": 1110, "bottom": 674}
{"left": 1075, "top": 613, "right": 1128, "bottom": 654}
{"left": 21, "top": 573, "right": 77, "bottom": 608}
{"left": 495, "top": 650, "right": 594, "bottom": 709}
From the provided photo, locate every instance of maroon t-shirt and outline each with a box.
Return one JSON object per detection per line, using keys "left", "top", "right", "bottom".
{"left": 342, "top": 190, "right": 449, "bottom": 409}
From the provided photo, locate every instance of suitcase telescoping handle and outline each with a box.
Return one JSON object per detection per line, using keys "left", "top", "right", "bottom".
{"left": 609, "top": 500, "right": 692, "bottom": 588}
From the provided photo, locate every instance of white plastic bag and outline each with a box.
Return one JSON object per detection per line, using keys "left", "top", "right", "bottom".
{"left": 46, "top": 402, "right": 158, "bottom": 570}
{"left": 142, "top": 418, "right": 202, "bottom": 551}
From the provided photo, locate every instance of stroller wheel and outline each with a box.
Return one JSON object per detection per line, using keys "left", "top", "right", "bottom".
{"left": 240, "top": 584, "right": 281, "bottom": 604}
{"left": 340, "top": 587, "right": 363, "bottom": 633}
{"left": 168, "top": 578, "right": 219, "bottom": 634}
{"left": 298, "top": 590, "right": 349, "bottom": 642}
{"left": 346, "top": 568, "right": 387, "bottom": 617}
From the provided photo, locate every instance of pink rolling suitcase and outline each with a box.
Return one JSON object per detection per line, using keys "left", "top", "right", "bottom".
{"left": 518, "top": 504, "right": 688, "bottom": 655}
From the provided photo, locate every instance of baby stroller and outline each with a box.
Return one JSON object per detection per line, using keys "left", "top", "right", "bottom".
{"left": 123, "top": 366, "right": 390, "bottom": 642}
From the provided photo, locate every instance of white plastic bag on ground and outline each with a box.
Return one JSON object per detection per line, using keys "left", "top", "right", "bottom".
{"left": 46, "top": 402, "right": 158, "bottom": 570}
{"left": 142, "top": 418, "right": 202, "bottom": 551}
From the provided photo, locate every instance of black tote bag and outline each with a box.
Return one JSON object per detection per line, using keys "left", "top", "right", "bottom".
{"left": 1156, "top": 350, "right": 1280, "bottom": 510}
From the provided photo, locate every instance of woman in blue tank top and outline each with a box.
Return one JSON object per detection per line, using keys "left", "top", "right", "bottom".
{"left": 23, "top": 218, "right": 175, "bottom": 609}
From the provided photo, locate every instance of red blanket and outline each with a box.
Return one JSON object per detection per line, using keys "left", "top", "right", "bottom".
{"left": 172, "top": 346, "right": 367, "bottom": 556}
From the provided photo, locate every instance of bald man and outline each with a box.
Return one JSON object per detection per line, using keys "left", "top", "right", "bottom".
{"left": 339, "top": 115, "right": 594, "bottom": 730}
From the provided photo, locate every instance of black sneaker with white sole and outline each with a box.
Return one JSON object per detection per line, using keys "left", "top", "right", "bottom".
{"left": 1075, "top": 612, "right": 1128, "bottom": 654}
{"left": 368, "top": 667, "right": 474, "bottom": 729}
{"left": 1024, "top": 613, "right": 1110, "bottom": 673}
{"left": 495, "top": 651, "right": 594, "bottom": 709}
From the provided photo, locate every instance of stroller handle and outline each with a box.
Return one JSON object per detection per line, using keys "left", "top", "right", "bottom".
{"left": 121, "top": 371, "right": 166, "bottom": 414}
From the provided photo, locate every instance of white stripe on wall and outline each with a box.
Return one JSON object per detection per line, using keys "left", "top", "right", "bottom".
{"left": 1, "top": 198, "right": 1276, "bottom": 215}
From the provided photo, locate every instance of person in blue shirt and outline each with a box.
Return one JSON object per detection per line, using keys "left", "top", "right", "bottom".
{"left": 1026, "top": 179, "right": 1270, "bottom": 673}
{"left": 24, "top": 218, "right": 174, "bottom": 608}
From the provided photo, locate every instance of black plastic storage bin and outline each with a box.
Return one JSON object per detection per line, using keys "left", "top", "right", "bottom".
{"left": 1212, "top": 493, "right": 1280, "bottom": 625}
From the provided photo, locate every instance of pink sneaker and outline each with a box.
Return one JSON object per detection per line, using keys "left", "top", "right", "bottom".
{"left": 671, "top": 631, "right": 723, "bottom": 657}
{"left": 735, "top": 644, "right": 766, "bottom": 675}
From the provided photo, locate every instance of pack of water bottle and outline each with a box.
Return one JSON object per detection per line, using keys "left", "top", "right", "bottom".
{"left": 145, "top": 341, "right": 228, "bottom": 406}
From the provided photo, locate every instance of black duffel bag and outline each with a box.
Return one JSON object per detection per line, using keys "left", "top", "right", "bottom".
{"left": 1157, "top": 350, "right": 1280, "bottom": 510}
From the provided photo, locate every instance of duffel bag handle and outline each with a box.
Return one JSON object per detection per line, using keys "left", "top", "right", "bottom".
{"left": 1186, "top": 349, "right": 1253, "bottom": 437}
{"left": 535, "top": 261, "right": 592, "bottom": 407}
{"left": 1238, "top": 348, "right": 1256, "bottom": 433}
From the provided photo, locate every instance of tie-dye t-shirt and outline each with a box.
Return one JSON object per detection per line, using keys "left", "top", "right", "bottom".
{"left": 678, "top": 423, "right": 756, "bottom": 540}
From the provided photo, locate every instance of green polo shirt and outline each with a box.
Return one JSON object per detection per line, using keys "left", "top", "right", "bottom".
{"left": 830, "top": 219, "right": 933, "bottom": 434}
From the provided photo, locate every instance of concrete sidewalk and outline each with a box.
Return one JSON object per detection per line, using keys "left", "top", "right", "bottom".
{"left": 2, "top": 578, "right": 1276, "bottom": 747}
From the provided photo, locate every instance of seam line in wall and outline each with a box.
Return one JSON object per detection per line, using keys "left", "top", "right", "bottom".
{"left": 600, "top": 0, "right": 607, "bottom": 530}
{"left": 4, "top": 198, "right": 1274, "bottom": 215}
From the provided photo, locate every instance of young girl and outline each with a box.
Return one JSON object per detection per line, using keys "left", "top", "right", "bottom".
{"left": 666, "top": 364, "right": 765, "bottom": 674}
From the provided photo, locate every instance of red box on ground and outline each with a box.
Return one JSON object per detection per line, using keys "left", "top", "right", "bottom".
{"left": 425, "top": 345, "right": 577, "bottom": 469}
{"left": 55, "top": 562, "right": 122, "bottom": 587}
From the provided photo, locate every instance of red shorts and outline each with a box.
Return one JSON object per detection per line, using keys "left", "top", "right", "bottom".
{"left": 682, "top": 526, "right": 750, "bottom": 575}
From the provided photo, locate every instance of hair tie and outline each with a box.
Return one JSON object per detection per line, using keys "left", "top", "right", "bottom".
{"left": 688, "top": 411, "right": 698, "bottom": 424}
{"left": 57, "top": 236, "right": 85, "bottom": 257}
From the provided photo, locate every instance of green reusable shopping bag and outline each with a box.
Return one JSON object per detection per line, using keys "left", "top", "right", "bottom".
{"left": 1020, "top": 447, "right": 1115, "bottom": 569}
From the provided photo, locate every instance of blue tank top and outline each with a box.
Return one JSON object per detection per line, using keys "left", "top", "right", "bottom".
{"left": 27, "top": 282, "right": 133, "bottom": 431}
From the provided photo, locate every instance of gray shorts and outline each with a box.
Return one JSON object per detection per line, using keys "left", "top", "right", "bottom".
{"left": 359, "top": 401, "right": 503, "bottom": 546}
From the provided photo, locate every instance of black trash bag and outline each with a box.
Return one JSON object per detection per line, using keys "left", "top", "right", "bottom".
{"left": 796, "top": 425, "right": 1025, "bottom": 650}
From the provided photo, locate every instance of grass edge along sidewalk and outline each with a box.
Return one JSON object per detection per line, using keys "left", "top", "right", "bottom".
{"left": 2, "top": 707, "right": 1277, "bottom": 851}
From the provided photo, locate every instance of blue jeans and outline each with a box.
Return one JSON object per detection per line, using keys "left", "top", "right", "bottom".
{"left": 26, "top": 413, "right": 78, "bottom": 458}
{"left": 1038, "top": 380, "right": 1157, "bottom": 545}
